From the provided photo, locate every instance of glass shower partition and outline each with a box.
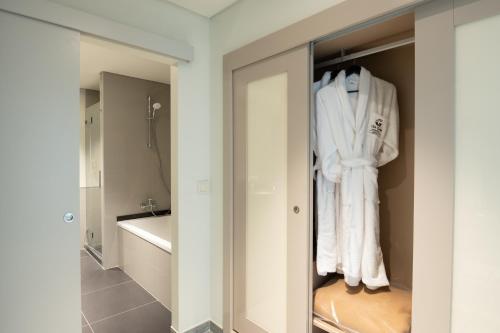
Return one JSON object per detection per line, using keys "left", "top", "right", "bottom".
{"left": 84, "top": 102, "right": 103, "bottom": 259}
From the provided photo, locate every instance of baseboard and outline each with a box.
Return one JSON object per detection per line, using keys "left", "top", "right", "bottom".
{"left": 171, "top": 321, "right": 222, "bottom": 333}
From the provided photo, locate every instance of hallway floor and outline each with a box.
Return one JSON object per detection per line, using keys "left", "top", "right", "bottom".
{"left": 81, "top": 251, "right": 171, "bottom": 333}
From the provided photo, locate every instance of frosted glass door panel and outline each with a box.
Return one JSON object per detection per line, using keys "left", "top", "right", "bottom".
{"left": 452, "top": 13, "right": 500, "bottom": 333}
{"left": 233, "top": 46, "right": 309, "bottom": 333}
{"left": 246, "top": 73, "right": 288, "bottom": 333}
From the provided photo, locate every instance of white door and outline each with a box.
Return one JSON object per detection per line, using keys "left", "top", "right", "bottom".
{"left": 0, "top": 11, "right": 81, "bottom": 333}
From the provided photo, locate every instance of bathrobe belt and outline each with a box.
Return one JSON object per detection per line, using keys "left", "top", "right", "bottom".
{"left": 340, "top": 157, "right": 377, "bottom": 209}
{"left": 341, "top": 158, "right": 376, "bottom": 169}
{"left": 339, "top": 157, "right": 378, "bottom": 281}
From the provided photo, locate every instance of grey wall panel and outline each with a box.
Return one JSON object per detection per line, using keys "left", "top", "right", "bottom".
{"left": 101, "top": 72, "right": 171, "bottom": 268}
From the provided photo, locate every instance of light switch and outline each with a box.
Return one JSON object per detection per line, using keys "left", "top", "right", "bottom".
{"left": 197, "top": 180, "right": 210, "bottom": 193}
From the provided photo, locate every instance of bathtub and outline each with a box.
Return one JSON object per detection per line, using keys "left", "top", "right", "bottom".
{"left": 117, "top": 215, "right": 171, "bottom": 309}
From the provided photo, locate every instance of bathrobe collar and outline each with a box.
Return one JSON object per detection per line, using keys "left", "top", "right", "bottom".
{"left": 334, "top": 67, "right": 371, "bottom": 153}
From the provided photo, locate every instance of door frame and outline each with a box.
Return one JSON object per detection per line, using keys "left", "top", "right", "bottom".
{"left": 454, "top": 0, "right": 500, "bottom": 26}
{"left": 222, "top": 1, "right": 459, "bottom": 332}
{"left": 0, "top": 0, "right": 193, "bottom": 61}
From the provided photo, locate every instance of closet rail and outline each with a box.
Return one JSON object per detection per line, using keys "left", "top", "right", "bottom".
{"left": 315, "top": 37, "right": 415, "bottom": 70}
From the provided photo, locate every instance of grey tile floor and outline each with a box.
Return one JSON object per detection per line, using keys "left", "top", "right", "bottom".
{"left": 81, "top": 250, "right": 171, "bottom": 333}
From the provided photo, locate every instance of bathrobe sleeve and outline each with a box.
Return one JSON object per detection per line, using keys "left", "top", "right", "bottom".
{"left": 316, "top": 90, "right": 342, "bottom": 183}
{"left": 377, "top": 85, "right": 399, "bottom": 166}
{"left": 311, "top": 81, "right": 321, "bottom": 157}
{"left": 312, "top": 72, "right": 332, "bottom": 157}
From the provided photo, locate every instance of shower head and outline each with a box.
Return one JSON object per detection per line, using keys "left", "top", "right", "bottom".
{"left": 151, "top": 102, "right": 162, "bottom": 119}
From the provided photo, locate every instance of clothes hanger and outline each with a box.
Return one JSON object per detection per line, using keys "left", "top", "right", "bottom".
{"left": 345, "top": 64, "right": 361, "bottom": 77}
{"left": 345, "top": 63, "right": 361, "bottom": 93}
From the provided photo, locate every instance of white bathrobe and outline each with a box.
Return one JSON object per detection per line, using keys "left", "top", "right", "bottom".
{"left": 313, "top": 72, "right": 340, "bottom": 277}
{"left": 316, "top": 68, "right": 399, "bottom": 289}
{"left": 312, "top": 71, "right": 332, "bottom": 157}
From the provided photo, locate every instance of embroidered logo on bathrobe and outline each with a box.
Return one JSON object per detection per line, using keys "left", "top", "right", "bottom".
{"left": 369, "top": 118, "right": 384, "bottom": 137}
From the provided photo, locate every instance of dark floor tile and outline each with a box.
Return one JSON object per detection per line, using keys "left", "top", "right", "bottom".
{"left": 81, "top": 264, "right": 131, "bottom": 295}
{"left": 91, "top": 302, "right": 171, "bottom": 333}
{"left": 82, "top": 326, "right": 92, "bottom": 333}
{"left": 82, "top": 281, "right": 155, "bottom": 324}
{"left": 81, "top": 255, "right": 101, "bottom": 276}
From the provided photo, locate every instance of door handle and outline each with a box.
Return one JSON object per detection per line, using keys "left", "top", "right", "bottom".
{"left": 293, "top": 206, "right": 300, "bottom": 214}
{"left": 63, "top": 212, "right": 75, "bottom": 223}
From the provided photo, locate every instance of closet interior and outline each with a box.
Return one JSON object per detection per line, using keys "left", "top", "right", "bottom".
{"left": 311, "top": 12, "right": 415, "bottom": 333}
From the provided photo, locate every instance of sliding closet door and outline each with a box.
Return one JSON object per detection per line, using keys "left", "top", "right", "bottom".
{"left": 233, "top": 46, "right": 310, "bottom": 333}
{"left": 0, "top": 11, "right": 80, "bottom": 332}
{"left": 452, "top": 4, "right": 500, "bottom": 332}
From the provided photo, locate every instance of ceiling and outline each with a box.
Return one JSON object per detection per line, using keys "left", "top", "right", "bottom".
{"left": 160, "top": 0, "right": 239, "bottom": 17}
{"left": 80, "top": 36, "right": 173, "bottom": 90}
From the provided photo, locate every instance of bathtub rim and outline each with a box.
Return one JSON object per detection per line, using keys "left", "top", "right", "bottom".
{"left": 117, "top": 219, "right": 172, "bottom": 254}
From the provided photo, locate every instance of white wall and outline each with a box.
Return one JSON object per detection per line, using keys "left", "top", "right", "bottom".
{"left": 49, "top": 1, "right": 212, "bottom": 331}
{"left": 452, "top": 13, "right": 500, "bottom": 333}
{"left": 209, "top": 0, "right": 345, "bottom": 325}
